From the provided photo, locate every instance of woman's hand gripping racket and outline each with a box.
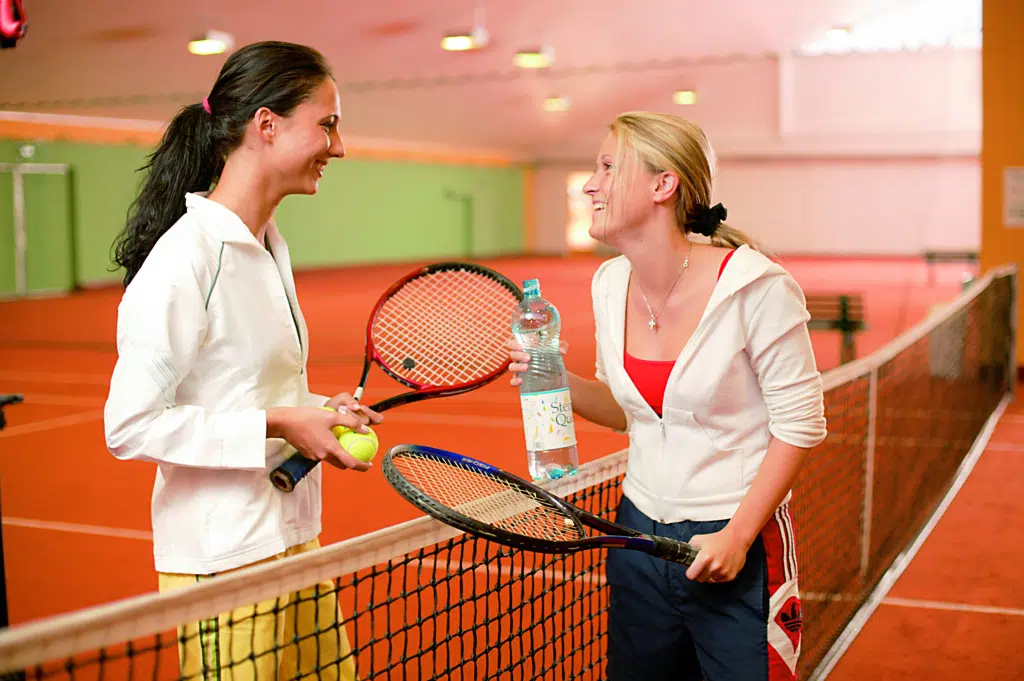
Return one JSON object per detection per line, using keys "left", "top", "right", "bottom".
{"left": 271, "top": 262, "right": 524, "bottom": 492}
{"left": 381, "top": 444, "right": 700, "bottom": 566}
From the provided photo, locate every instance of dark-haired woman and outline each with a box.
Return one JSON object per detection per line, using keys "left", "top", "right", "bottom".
{"left": 104, "top": 41, "right": 379, "bottom": 680}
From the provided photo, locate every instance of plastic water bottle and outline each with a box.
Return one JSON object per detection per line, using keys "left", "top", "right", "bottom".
{"left": 511, "top": 278, "right": 579, "bottom": 482}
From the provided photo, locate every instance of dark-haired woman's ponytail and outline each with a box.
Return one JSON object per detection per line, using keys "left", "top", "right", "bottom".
{"left": 112, "top": 103, "right": 220, "bottom": 286}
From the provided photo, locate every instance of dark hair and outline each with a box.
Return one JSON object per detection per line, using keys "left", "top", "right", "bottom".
{"left": 112, "top": 41, "right": 333, "bottom": 286}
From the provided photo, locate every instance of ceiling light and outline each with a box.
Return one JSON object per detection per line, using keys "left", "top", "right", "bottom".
{"left": 672, "top": 90, "right": 697, "bottom": 106}
{"left": 442, "top": 35, "right": 473, "bottom": 51}
{"left": 543, "top": 96, "right": 571, "bottom": 112}
{"left": 188, "top": 30, "right": 233, "bottom": 56}
{"left": 514, "top": 46, "right": 554, "bottom": 69}
{"left": 441, "top": 25, "right": 489, "bottom": 51}
{"left": 441, "top": 8, "right": 489, "bottom": 52}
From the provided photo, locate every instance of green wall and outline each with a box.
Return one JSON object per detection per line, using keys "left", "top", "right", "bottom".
{"left": 0, "top": 138, "right": 526, "bottom": 287}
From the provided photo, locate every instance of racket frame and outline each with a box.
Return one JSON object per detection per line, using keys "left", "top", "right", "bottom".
{"left": 270, "top": 262, "right": 524, "bottom": 493}
{"left": 354, "top": 261, "right": 524, "bottom": 410}
{"left": 381, "top": 444, "right": 700, "bottom": 566}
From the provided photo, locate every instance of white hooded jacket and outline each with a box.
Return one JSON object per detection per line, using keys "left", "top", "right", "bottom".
{"left": 591, "top": 245, "right": 827, "bottom": 523}
{"left": 104, "top": 193, "right": 328, "bottom": 575}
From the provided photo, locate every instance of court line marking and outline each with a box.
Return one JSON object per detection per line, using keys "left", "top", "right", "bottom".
{"left": 984, "top": 442, "right": 1024, "bottom": 452}
{"left": 0, "top": 393, "right": 105, "bottom": 408}
{"left": 0, "top": 371, "right": 111, "bottom": 385}
{"left": 2, "top": 517, "right": 152, "bottom": 541}
{"left": 881, "top": 596, "right": 1024, "bottom": 617}
{"left": 0, "top": 410, "right": 104, "bottom": 438}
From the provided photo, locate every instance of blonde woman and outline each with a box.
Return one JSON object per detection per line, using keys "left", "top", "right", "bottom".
{"left": 509, "top": 112, "right": 826, "bottom": 680}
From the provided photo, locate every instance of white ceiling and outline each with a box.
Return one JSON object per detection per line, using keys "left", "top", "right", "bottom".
{"left": 0, "top": 0, "right": 944, "bottom": 159}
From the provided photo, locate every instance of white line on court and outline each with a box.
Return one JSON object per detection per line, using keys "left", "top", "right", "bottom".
{"left": 0, "top": 410, "right": 104, "bottom": 438}
{"left": 983, "top": 442, "right": 1024, "bottom": 452}
{"left": 881, "top": 596, "right": 1024, "bottom": 617}
{"left": 2, "top": 517, "right": 152, "bottom": 541}
{"left": 0, "top": 393, "right": 105, "bottom": 408}
{"left": 0, "top": 371, "right": 112, "bottom": 385}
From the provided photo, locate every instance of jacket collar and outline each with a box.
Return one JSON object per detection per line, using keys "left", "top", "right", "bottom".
{"left": 185, "top": 192, "right": 266, "bottom": 246}
{"left": 603, "top": 244, "right": 784, "bottom": 418}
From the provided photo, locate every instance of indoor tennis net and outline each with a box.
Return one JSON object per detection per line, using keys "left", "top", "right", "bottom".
{"left": 0, "top": 264, "right": 1015, "bottom": 681}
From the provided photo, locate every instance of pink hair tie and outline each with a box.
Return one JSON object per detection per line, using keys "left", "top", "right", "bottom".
{"left": 202, "top": 97, "right": 211, "bottom": 114}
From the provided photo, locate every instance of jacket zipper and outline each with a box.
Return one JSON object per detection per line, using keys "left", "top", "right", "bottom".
{"left": 265, "top": 242, "right": 305, "bottom": 375}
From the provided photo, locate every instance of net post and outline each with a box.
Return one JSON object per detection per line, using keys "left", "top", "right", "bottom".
{"left": 0, "top": 395, "right": 23, "bottom": 681}
{"left": 859, "top": 367, "right": 878, "bottom": 579}
{"left": 1009, "top": 268, "right": 1018, "bottom": 400}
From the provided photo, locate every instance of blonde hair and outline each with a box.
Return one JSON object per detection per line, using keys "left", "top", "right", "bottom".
{"left": 606, "top": 111, "right": 759, "bottom": 251}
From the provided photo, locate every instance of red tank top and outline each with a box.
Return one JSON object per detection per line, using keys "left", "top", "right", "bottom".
{"left": 623, "top": 249, "right": 735, "bottom": 416}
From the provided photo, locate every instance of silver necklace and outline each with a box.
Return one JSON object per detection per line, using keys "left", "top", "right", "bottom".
{"left": 636, "top": 240, "right": 692, "bottom": 332}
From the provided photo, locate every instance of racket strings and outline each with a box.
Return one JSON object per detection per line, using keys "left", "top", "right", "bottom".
{"left": 374, "top": 270, "right": 518, "bottom": 387}
{"left": 394, "top": 453, "right": 583, "bottom": 542}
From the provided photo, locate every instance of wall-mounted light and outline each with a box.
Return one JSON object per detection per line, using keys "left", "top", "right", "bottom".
{"left": 188, "top": 30, "right": 234, "bottom": 56}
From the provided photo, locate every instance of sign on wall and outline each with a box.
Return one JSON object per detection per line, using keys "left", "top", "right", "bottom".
{"left": 1005, "top": 166, "right": 1024, "bottom": 228}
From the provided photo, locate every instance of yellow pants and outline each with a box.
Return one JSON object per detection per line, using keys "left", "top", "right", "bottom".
{"left": 158, "top": 538, "right": 357, "bottom": 681}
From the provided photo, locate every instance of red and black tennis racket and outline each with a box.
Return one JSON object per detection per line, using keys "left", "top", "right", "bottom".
{"left": 270, "top": 262, "right": 524, "bottom": 492}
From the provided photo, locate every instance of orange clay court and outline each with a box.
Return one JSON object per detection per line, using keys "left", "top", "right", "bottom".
{"left": 0, "top": 254, "right": 1022, "bottom": 679}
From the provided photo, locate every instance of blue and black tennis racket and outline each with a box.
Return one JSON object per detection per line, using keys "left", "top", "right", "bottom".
{"left": 382, "top": 443, "right": 700, "bottom": 566}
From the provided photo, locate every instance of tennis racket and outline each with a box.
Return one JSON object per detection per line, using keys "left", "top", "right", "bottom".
{"left": 381, "top": 443, "right": 700, "bottom": 566}
{"left": 271, "top": 262, "right": 524, "bottom": 492}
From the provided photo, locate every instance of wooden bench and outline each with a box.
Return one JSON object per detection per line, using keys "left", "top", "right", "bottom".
{"left": 923, "top": 251, "right": 979, "bottom": 286}
{"left": 805, "top": 294, "right": 866, "bottom": 365}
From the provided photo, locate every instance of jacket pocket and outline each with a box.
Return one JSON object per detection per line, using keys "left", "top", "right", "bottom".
{"left": 661, "top": 407, "right": 744, "bottom": 502}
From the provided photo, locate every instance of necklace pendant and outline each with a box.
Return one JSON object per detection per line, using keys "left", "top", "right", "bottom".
{"left": 648, "top": 317, "right": 659, "bottom": 331}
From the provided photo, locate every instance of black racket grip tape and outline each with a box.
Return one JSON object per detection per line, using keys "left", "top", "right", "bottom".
{"left": 271, "top": 455, "right": 318, "bottom": 492}
{"left": 650, "top": 535, "right": 700, "bottom": 566}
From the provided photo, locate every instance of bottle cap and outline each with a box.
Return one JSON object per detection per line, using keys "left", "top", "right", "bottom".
{"left": 523, "top": 278, "right": 541, "bottom": 298}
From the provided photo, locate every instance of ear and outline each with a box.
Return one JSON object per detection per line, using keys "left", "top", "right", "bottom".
{"left": 652, "top": 172, "right": 680, "bottom": 204}
{"left": 252, "top": 107, "right": 278, "bottom": 143}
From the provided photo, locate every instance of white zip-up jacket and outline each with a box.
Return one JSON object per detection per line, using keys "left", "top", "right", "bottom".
{"left": 592, "top": 245, "right": 827, "bottom": 524}
{"left": 104, "top": 193, "right": 328, "bottom": 575}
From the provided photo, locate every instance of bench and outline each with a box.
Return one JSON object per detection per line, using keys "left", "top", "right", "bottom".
{"left": 923, "top": 251, "right": 979, "bottom": 286}
{"left": 805, "top": 294, "right": 866, "bottom": 366}
{"left": 0, "top": 394, "right": 21, "bottom": 431}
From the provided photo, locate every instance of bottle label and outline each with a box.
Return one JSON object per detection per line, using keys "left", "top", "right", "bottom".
{"left": 520, "top": 388, "right": 577, "bottom": 451}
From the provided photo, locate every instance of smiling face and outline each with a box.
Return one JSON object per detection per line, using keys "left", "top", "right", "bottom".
{"left": 582, "top": 113, "right": 722, "bottom": 248}
{"left": 264, "top": 77, "right": 346, "bottom": 196}
{"left": 582, "top": 132, "right": 667, "bottom": 247}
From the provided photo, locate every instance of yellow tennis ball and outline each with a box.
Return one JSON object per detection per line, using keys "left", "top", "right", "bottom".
{"left": 339, "top": 427, "right": 379, "bottom": 463}
{"left": 319, "top": 406, "right": 378, "bottom": 462}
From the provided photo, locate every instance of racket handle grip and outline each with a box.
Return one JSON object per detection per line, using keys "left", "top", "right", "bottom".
{"left": 650, "top": 535, "right": 700, "bottom": 566}
{"left": 270, "top": 454, "right": 318, "bottom": 493}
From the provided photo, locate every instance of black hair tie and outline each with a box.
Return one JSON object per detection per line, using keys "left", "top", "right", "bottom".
{"left": 689, "top": 203, "right": 727, "bottom": 237}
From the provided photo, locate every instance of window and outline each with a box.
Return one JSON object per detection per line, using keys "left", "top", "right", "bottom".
{"left": 566, "top": 171, "right": 597, "bottom": 251}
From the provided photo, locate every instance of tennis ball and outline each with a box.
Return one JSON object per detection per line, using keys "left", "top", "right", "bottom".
{"left": 319, "top": 406, "right": 379, "bottom": 463}
{"left": 338, "top": 427, "right": 379, "bottom": 463}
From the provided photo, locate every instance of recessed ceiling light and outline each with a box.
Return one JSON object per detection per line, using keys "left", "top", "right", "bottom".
{"left": 672, "top": 90, "right": 697, "bottom": 105}
{"left": 442, "top": 35, "right": 474, "bottom": 51}
{"left": 514, "top": 46, "right": 554, "bottom": 69}
{"left": 188, "top": 30, "right": 234, "bottom": 56}
{"left": 543, "top": 96, "right": 571, "bottom": 112}
{"left": 441, "top": 25, "right": 489, "bottom": 51}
